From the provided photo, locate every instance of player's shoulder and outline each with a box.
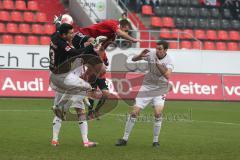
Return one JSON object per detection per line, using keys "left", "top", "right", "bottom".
{"left": 51, "top": 32, "right": 65, "bottom": 45}
{"left": 164, "top": 53, "right": 175, "bottom": 65}
{"left": 74, "top": 32, "right": 85, "bottom": 38}
{"left": 101, "top": 19, "right": 119, "bottom": 25}
{"left": 166, "top": 53, "right": 174, "bottom": 61}
{"left": 72, "top": 32, "right": 85, "bottom": 44}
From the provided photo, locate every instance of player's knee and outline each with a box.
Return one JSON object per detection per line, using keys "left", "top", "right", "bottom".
{"left": 102, "top": 90, "right": 109, "bottom": 97}
{"left": 130, "top": 113, "right": 137, "bottom": 118}
{"left": 75, "top": 109, "right": 86, "bottom": 121}
{"left": 53, "top": 107, "right": 65, "bottom": 120}
{"left": 53, "top": 115, "right": 63, "bottom": 123}
{"left": 154, "top": 113, "right": 162, "bottom": 118}
{"left": 131, "top": 110, "right": 140, "bottom": 118}
{"left": 78, "top": 112, "right": 87, "bottom": 121}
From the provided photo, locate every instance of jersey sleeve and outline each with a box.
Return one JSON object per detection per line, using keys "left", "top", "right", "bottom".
{"left": 59, "top": 40, "right": 95, "bottom": 58}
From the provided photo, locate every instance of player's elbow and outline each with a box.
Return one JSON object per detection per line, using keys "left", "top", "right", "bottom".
{"left": 116, "top": 29, "right": 122, "bottom": 36}
{"left": 132, "top": 57, "right": 137, "bottom": 61}
{"left": 164, "top": 72, "right": 171, "bottom": 80}
{"left": 164, "top": 74, "right": 170, "bottom": 80}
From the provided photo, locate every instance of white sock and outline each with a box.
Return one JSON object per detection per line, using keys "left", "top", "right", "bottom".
{"left": 52, "top": 116, "right": 62, "bottom": 141}
{"left": 123, "top": 115, "right": 136, "bottom": 141}
{"left": 79, "top": 121, "right": 89, "bottom": 143}
{"left": 153, "top": 117, "right": 163, "bottom": 143}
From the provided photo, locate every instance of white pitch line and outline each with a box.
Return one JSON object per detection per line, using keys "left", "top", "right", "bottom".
{"left": 0, "top": 110, "right": 239, "bottom": 126}
{"left": 107, "top": 113, "right": 240, "bottom": 126}
{"left": 186, "top": 119, "right": 240, "bottom": 126}
{"left": 0, "top": 109, "right": 50, "bottom": 112}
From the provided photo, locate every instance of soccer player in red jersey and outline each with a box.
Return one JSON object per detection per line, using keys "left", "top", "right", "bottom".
{"left": 78, "top": 19, "right": 139, "bottom": 119}
{"left": 79, "top": 19, "right": 138, "bottom": 44}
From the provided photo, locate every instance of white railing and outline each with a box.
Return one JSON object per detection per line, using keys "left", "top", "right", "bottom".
{"left": 116, "top": 29, "right": 202, "bottom": 49}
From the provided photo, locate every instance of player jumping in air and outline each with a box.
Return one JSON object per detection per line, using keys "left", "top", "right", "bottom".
{"left": 49, "top": 23, "right": 103, "bottom": 148}
{"left": 78, "top": 19, "right": 139, "bottom": 119}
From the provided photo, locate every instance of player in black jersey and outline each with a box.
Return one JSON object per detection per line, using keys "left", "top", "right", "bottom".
{"left": 50, "top": 23, "right": 102, "bottom": 148}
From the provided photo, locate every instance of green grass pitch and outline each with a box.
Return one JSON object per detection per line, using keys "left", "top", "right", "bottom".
{"left": 0, "top": 98, "right": 239, "bottom": 160}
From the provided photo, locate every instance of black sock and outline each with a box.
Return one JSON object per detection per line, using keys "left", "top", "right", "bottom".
{"left": 95, "top": 97, "right": 106, "bottom": 112}
{"left": 88, "top": 98, "right": 94, "bottom": 111}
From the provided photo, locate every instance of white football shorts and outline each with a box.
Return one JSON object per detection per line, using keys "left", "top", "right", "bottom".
{"left": 134, "top": 85, "right": 166, "bottom": 109}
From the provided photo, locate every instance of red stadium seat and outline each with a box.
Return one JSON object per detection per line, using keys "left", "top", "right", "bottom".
{"left": 216, "top": 42, "right": 227, "bottom": 50}
{"left": 151, "top": 17, "right": 162, "bottom": 27}
{"left": 142, "top": 5, "right": 153, "bottom": 15}
{"left": 2, "top": 35, "right": 13, "bottom": 44}
{"left": 206, "top": 30, "right": 217, "bottom": 40}
{"left": 0, "top": 1, "right": 2, "bottom": 9}
{"left": 162, "top": 17, "right": 175, "bottom": 28}
{"left": 182, "top": 29, "right": 194, "bottom": 39}
{"left": 19, "top": 23, "right": 31, "bottom": 34}
{"left": 15, "top": 0, "right": 27, "bottom": 10}
{"left": 36, "top": 12, "right": 47, "bottom": 23}
{"left": 32, "top": 24, "right": 43, "bottom": 34}
{"left": 171, "top": 29, "right": 182, "bottom": 39}
{"left": 218, "top": 30, "right": 228, "bottom": 40}
{"left": 44, "top": 24, "right": 55, "bottom": 35}
{"left": 229, "top": 31, "right": 240, "bottom": 41}
{"left": 40, "top": 36, "right": 50, "bottom": 45}
{"left": 6, "top": 23, "right": 18, "bottom": 33}
{"left": 181, "top": 41, "right": 192, "bottom": 49}
{"left": 0, "top": 11, "right": 10, "bottom": 22}
{"left": 227, "top": 42, "right": 238, "bottom": 51}
{"left": 0, "top": 23, "right": 5, "bottom": 33}
{"left": 23, "top": 12, "right": 35, "bottom": 22}
{"left": 3, "top": 0, "right": 14, "bottom": 10}
{"left": 159, "top": 28, "right": 171, "bottom": 39}
{"left": 28, "top": 1, "right": 39, "bottom": 11}
{"left": 27, "top": 36, "right": 39, "bottom": 45}
{"left": 11, "top": 11, "right": 23, "bottom": 22}
{"left": 15, "top": 35, "right": 26, "bottom": 44}
{"left": 194, "top": 29, "right": 206, "bottom": 40}
{"left": 192, "top": 41, "right": 202, "bottom": 49}
{"left": 169, "top": 41, "right": 178, "bottom": 49}
{"left": 204, "top": 41, "right": 215, "bottom": 50}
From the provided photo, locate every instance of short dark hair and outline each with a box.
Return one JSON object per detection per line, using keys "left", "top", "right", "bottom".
{"left": 157, "top": 40, "right": 169, "bottom": 50}
{"left": 59, "top": 23, "right": 73, "bottom": 35}
{"left": 119, "top": 19, "right": 131, "bottom": 28}
{"left": 122, "top": 12, "right": 127, "bottom": 16}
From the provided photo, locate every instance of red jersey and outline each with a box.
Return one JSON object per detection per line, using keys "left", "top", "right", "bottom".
{"left": 79, "top": 20, "right": 119, "bottom": 41}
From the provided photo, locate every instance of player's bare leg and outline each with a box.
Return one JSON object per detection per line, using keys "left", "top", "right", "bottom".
{"left": 116, "top": 106, "right": 141, "bottom": 146}
{"left": 75, "top": 108, "right": 98, "bottom": 147}
{"left": 94, "top": 89, "right": 109, "bottom": 120}
{"left": 152, "top": 105, "right": 164, "bottom": 148}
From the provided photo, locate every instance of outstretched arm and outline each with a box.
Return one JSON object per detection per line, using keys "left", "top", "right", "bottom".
{"left": 132, "top": 49, "right": 150, "bottom": 62}
{"left": 116, "top": 29, "right": 139, "bottom": 43}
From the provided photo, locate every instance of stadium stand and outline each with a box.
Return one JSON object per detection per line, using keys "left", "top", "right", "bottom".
{"left": 0, "top": 0, "right": 63, "bottom": 45}
{"left": 0, "top": 0, "right": 239, "bottom": 51}
{"left": 129, "top": 0, "right": 240, "bottom": 50}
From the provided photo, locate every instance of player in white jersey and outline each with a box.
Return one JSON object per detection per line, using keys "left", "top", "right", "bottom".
{"left": 115, "top": 40, "right": 174, "bottom": 148}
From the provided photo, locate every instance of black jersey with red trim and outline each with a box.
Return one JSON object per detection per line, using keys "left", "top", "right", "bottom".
{"left": 49, "top": 32, "right": 95, "bottom": 74}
